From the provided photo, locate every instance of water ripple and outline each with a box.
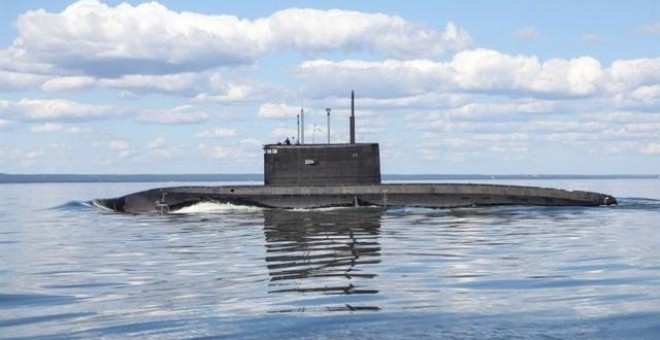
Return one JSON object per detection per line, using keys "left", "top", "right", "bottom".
{"left": 1, "top": 182, "right": 659, "bottom": 338}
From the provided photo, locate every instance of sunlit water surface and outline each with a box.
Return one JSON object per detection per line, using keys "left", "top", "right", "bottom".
{"left": 1, "top": 179, "right": 659, "bottom": 339}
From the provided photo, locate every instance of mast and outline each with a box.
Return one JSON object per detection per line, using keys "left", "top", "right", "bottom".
{"left": 350, "top": 90, "right": 355, "bottom": 144}
{"left": 326, "top": 108, "right": 331, "bottom": 144}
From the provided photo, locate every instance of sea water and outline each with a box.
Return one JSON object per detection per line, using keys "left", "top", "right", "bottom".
{"left": 1, "top": 178, "right": 659, "bottom": 339}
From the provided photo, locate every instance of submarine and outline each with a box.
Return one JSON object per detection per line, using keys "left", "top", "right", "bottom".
{"left": 94, "top": 91, "right": 617, "bottom": 214}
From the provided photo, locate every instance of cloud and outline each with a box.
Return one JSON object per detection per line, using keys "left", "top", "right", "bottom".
{"left": 442, "top": 100, "right": 559, "bottom": 120}
{"left": 607, "top": 58, "right": 660, "bottom": 92}
{"left": 98, "top": 73, "right": 204, "bottom": 95}
{"left": 137, "top": 105, "right": 209, "bottom": 124}
{"left": 0, "top": 69, "right": 46, "bottom": 91}
{"left": 40, "top": 73, "right": 240, "bottom": 102}
{"left": 417, "top": 132, "right": 531, "bottom": 161}
{"left": 27, "top": 122, "right": 93, "bottom": 134}
{"left": 640, "top": 143, "right": 660, "bottom": 154}
{"left": 64, "top": 126, "right": 92, "bottom": 134}
{"left": 108, "top": 139, "right": 133, "bottom": 158}
{"left": 107, "top": 139, "right": 135, "bottom": 158}
{"left": 298, "top": 50, "right": 602, "bottom": 98}
{"left": 147, "top": 137, "right": 166, "bottom": 149}
{"left": 421, "top": 103, "right": 660, "bottom": 159}
{"left": 109, "top": 139, "right": 129, "bottom": 150}
{"left": 197, "top": 143, "right": 231, "bottom": 159}
{"left": 2, "top": 1, "right": 470, "bottom": 78}
{"left": 39, "top": 72, "right": 206, "bottom": 95}
{"left": 195, "top": 77, "right": 276, "bottom": 102}
{"left": 266, "top": 11, "right": 471, "bottom": 56}
{"left": 0, "top": 98, "right": 116, "bottom": 121}
{"left": 194, "top": 128, "right": 237, "bottom": 138}
{"left": 298, "top": 50, "right": 660, "bottom": 105}
{"left": 451, "top": 50, "right": 602, "bottom": 96}
{"left": 515, "top": 26, "right": 540, "bottom": 40}
{"left": 6, "top": 1, "right": 256, "bottom": 77}
{"left": 240, "top": 138, "right": 262, "bottom": 147}
{"left": 40, "top": 76, "right": 95, "bottom": 91}
{"left": 0, "top": 119, "right": 16, "bottom": 130}
{"left": 6, "top": 149, "right": 47, "bottom": 168}
{"left": 299, "top": 59, "right": 449, "bottom": 98}
{"left": 580, "top": 34, "right": 602, "bottom": 43}
{"left": 144, "top": 137, "right": 181, "bottom": 159}
{"left": 638, "top": 22, "right": 660, "bottom": 35}
{"left": 615, "top": 85, "right": 660, "bottom": 110}
{"left": 29, "top": 123, "right": 63, "bottom": 132}
{"left": 258, "top": 103, "right": 300, "bottom": 119}
{"left": 270, "top": 127, "right": 297, "bottom": 140}
{"left": 18, "top": 150, "right": 46, "bottom": 167}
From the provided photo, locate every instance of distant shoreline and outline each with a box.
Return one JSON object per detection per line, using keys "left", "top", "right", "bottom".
{"left": 1, "top": 173, "right": 657, "bottom": 184}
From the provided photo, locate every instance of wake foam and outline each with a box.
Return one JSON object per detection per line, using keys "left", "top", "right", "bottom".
{"left": 90, "top": 200, "right": 117, "bottom": 212}
{"left": 170, "top": 201, "right": 264, "bottom": 214}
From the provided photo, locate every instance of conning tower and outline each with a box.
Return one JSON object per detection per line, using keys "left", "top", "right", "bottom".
{"left": 263, "top": 91, "right": 381, "bottom": 186}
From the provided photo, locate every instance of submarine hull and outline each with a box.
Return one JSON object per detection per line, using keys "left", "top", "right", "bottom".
{"left": 93, "top": 183, "right": 617, "bottom": 214}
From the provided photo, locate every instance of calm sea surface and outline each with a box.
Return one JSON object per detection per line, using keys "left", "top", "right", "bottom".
{"left": 1, "top": 178, "right": 659, "bottom": 339}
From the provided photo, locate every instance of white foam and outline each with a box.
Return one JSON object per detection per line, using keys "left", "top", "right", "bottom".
{"left": 91, "top": 200, "right": 116, "bottom": 212}
{"left": 171, "top": 201, "right": 264, "bottom": 214}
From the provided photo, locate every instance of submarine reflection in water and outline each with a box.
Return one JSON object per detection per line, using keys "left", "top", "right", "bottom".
{"left": 263, "top": 208, "right": 382, "bottom": 312}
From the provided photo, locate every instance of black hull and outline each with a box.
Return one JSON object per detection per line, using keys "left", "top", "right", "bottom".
{"left": 93, "top": 183, "right": 617, "bottom": 214}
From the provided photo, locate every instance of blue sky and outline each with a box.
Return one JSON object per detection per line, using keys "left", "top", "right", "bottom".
{"left": 0, "top": 0, "right": 658, "bottom": 174}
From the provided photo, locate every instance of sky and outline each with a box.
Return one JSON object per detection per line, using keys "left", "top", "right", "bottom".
{"left": 0, "top": 0, "right": 658, "bottom": 175}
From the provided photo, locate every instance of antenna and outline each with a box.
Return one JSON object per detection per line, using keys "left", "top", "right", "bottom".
{"left": 296, "top": 113, "right": 300, "bottom": 143}
{"left": 350, "top": 90, "right": 355, "bottom": 144}
{"left": 312, "top": 123, "right": 322, "bottom": 143}
{"left": 326, "top": 108, "right": 331, "bottom": 144}
{"left": 300, "top": 99, "right": 305, "bottom": 144}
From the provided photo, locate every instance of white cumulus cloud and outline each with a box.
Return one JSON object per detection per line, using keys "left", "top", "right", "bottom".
{"left": 196, "top": 81, "right": 265, "bottom": 102}
{"left": 258, "top": 103, "right": 300, "bottom": 119}
{"left": 2, "top": 1, "right": 470, "bottom": 78}
{"left": 29, "top": 123, "right": 64, "bottom": 132}
{"left": 0, "top": 69, "right": 47, "bottom": 91}
{"left": 41, "top": 76, "right": 95, "bottom": 91}
{"left": 265, "top": 10, "right": 470, "bottom": 56}
{"left": 607, "top": 58, "right": 660, "bottom": 92}
{"left": 298, "top": 49, "right": 660, "bottom": 104}
{"left": 194, "top": 128, "right": 237, "bottom": 138}
{"left": 99, "top": 73, "right": 204, "bottom": 94}
{"left": 0, "top": 98, "right": 116, "bottom": 121}
{"left": 137, "top": 105, "right": 209, "bottom": 124}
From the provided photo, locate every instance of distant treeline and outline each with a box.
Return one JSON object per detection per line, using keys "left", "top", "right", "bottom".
{"left": 383, "top": 174, "right": 658, "bottom": 180}
{"left": 0, "top": 173, "right": 656, "bottom": 184}
{"left": 0, "top": 174, "right": 262, "bottom": 183}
